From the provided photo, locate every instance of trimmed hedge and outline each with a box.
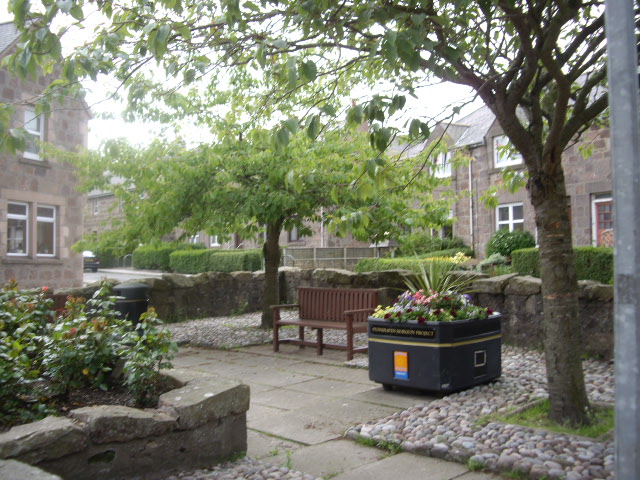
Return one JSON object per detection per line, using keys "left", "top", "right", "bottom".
{"left": 169, "top": 249, "right": 264, "bottom": 273}
{"left": 396, "top": 234, "right": 468, "bottom": 256}
{"left": 511, "top": 246, "right": 613, "bottom": 283}
{"left": 355, "top": 257, "right": 456, "bottom": 274}
{"left": 419, "top": 248, "right": 474, "bottom": 259}
{"left": 133, "top": 245, "right": 176, "bottom": 270}
{"left": 132, "top": 243, "right": 207, "bottom": 271}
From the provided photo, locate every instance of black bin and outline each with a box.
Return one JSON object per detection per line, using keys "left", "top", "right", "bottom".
{"left": 114, "top": 282, "right": 149, "bottom": 326}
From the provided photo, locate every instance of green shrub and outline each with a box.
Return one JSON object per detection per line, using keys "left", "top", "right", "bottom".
{"left": 511, "top": 248, "right": 539, "bottom": 277}
{"left": 169, "top": 249, "right": 213, "bottom": 273}
{"left": 355, "top": 257, "right": 456, "bottom": 274}
{"left": 396, "top": 234, "right": 468, "bottom": 256}
{"left": 132, "top": 245, "right": 176, "bottom": 270}
{"left": 511, "top": 246, "right": 613, "bottom": 283}
{"left": 207, "top": 249, "right": 263, "bottom": 272}
{"left": 420, "top": 248, "right": 475, "bottom": 259}
{"left": 485, "top": 230, "right": 536, "bottom": 257}
{"left": 1, "top": 282, "right": 178, "bottom": 428}
{"left": 169, "top": 249, "right": 264, "bottom": 273}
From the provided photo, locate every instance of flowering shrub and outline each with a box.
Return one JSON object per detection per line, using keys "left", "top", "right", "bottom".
{"left": 371, "top": 289, "right": 494, "bottom": 323}
{"left": 1, "top": 280, "right": 177, "bottom": 428}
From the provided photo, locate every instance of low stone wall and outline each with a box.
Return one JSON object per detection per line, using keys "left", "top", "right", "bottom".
{"left": 63, "top": 267, "right": 614, "bottom": 359}
{"left": 0, "top": 374, "right": 250, "bottom": 480}
{"left": 472, "top": 273, "right": 614, "bottom": 359}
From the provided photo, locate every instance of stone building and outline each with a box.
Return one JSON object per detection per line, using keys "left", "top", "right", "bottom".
{"left": 427, "top": 106, "right": 612, "bottom": 256}
{"left": 0, "top": 22, "right": 91, "bottom": 288}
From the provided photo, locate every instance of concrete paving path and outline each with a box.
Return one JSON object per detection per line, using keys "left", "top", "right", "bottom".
{"left": 171, "top": 344, "right": 500, "bottom": 480}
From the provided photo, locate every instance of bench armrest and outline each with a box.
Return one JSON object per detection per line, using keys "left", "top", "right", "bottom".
{"left": 344, "top": 307, "right": 376, "bottom": 316}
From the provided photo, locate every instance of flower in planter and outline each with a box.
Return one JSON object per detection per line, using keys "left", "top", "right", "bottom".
{"left": 372, "top": 259, "right": 496, "bottom": 323}
{"left": 372, "top": 289, "right": 494, "bottom": 323}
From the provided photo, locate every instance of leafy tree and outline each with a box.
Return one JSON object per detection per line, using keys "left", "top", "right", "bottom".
{"left": 6, "top": 0, "right": 627, "bottom": 425}
{"left": 66, "top": 130, "right": 452, "bottom": 328}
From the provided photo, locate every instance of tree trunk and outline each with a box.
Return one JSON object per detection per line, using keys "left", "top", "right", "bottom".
{"left": 261, "top": 221, "right": 283, "bottom": 329}
{"left": 527, "top": 163, "right": 590, "bottom": 426}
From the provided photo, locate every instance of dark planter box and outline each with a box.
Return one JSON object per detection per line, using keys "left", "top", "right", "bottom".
{"left": 368, "top": 314, "right": 502, "bottom": 393}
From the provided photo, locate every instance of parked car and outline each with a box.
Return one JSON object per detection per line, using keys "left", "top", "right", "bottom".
{"left": 83, "top": 251, "right": 100, "bottom": 272}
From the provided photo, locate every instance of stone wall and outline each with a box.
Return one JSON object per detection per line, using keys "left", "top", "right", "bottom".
{"left": 64, "top": 268, "right": 614, "bottom": 359}
{"left": 0, "top": 374, "right": 249, "bottom": 480}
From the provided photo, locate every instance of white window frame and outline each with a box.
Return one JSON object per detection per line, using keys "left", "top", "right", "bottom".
{"left": 496, "top": 202, "right": 524, "bottom": 232}
{"left": 210, "top": 235, "right": 221, "bottom": 247}
{"left": 434, "top": 151, "right": 452, "bottom": 178}
{"left": 93, "top": 199, "right": 99, "bottom": 216}
{"left": 7, "top": 202, "right": 29, "bottom": 256}
{"left": 591, "top": 194, "right": 613, "bottom": 246}
{"left": 493, "top": 135, "right": 522, "bottom": 168}
{"left": 289, "top": 225, "right": 300, "bottom": 242}
{"left": 36, "top": 205, "right": 56, "bottom": 257}
{"left": 24, "top": 107, "right": 44, "bottom": 161}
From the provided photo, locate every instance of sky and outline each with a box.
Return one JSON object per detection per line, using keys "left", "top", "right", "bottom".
{"left": 0, "top": 2, "right": 482, "bottom": 150}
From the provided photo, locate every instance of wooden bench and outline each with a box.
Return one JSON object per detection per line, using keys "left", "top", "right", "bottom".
{"left": 271, "top": 287, "right": 379, "bottom": 360}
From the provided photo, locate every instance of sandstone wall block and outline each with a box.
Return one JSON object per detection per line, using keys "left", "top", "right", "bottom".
{"left": 0, "top": 459, "right": 62, "bottom": 480}
{"left": 159, "top": 378, "right": 250, "bottom": 430}
{"left": 69, "top": 406, "right": 177, "bottom": 444}
{"left": 0, "top": 417, "right": 87, "bottom": 464}
{"left": 504, "top": 276, "right": 542, "bottom": 296}
{"left": 473, "top": 273, "right": 519, "bottom": 294}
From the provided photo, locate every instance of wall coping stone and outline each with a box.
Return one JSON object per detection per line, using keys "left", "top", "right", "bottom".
{"left": 68, "top": 406, "right": 177, "bottom": 444}
{"left": 504, "top": 275, "right": 542, "bottom": 296}
{"left": 311, "top": 268, "right": 356, "bottom": 285}
{"left": 0, "top": 417, "right": 87, "bottom": 463}
{"left": 473, "top": 273, "right": 519, "bottom": 294}
{"left": 581, "top": 282, "right": 614, "bottom": 302}
{"left": 0, "top": 459, "right": 62, "bottom": 480}
{"left": 158, "top": 377, "right": 250, "bottom": 430}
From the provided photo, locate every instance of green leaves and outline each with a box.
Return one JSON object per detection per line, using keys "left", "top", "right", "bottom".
{"left": 150, "top": 24, "right": 172, "bottom": 61}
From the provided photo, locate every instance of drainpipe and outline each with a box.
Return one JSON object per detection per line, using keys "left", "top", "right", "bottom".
{"left": 320, "top": 207, "right": 325, "bottom": 248}
{"left": 468, "top": 158, "right": 475, "bottom": 253}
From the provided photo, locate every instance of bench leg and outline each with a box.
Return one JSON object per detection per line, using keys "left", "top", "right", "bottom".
{"left": 299, "top": 326, "right": 305, "bottom": 349}
{"left": 346, "top": 322, "right": 354, "bottom": 361}
{"left": 317, "top": 329, "right": 323, "bottom": 355}
{"left": 273, "top": 323, "right": 280, "bottom": 353}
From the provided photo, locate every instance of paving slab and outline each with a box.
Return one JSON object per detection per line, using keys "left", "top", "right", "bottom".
{"left": 248, "top": 406, "right": 345, "bottom": 445}
{"left": 300, "top": 397, "right": 399, "bottom": 426}
{"left": 247, "top": 429, "right": 306, "bottom": 467}
{"left": 350, "top": 386, "right": 438, "bottom": 409}
{"left": 286, "top": 377, "right": 377, "bottom": 397}
{"left": 283, "top": 362, "right": 373, "bottom": 384}
{"left": 251, "top": 387, "right": 323, "bottom": 410}
{"left": 285, "top": 439, "right": 386, "bottom": 478}
{"left": 331, "top": 452, "right": 470, "bottom": 480}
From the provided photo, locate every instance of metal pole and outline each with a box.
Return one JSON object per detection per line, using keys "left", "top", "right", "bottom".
{"left": 605, "top": 1, "right": 640, "bottom": 478}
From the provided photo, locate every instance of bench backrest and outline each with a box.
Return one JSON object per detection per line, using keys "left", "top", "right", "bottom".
{"left": 298, "top": 287, "right": 379, "bottom": 323}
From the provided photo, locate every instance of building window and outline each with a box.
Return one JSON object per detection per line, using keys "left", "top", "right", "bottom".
{"left": 93, "top": 199, "right": 99, "bottom": 216}
{"left": 288, "top": 226, "right": 300, "bottom": 242}
{"left": 434, "top": 152, "right": 452, "bottom": 178}
{"left": 592, "top": 195, "right": 613, "bottom": 246}
{"left": 496, "top": 203, "right": 524, "bottom": 231}
{"left": 24, "top": 107, "right": 44, "bottom": 160}
{"left": 493, "top": 135, "right": 522, "bottom": 168}
{"left": 37, "top": 206, "right": 56, "bottom": 256}
{"left": 210, "top": 235, "right": 221, "bottom": 247}
{"left": 189, "top": 234, "right": 200, "bottom": 244}
{"left": 7, "top": 202, "right": 28, "bottom": 255}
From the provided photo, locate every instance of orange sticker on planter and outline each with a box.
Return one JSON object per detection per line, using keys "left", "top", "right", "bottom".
{"left": 394, "top": 351, "right": 408, "bottom": 380}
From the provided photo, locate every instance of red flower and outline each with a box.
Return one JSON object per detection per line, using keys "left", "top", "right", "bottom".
{"left": 42, "top": 286, "right": 49, "bottom": 293}
{"left": 384, "top": 313, "right": 392, "bottom": 319}
{"left": 68, "top": 327, "right": 77, "bottom": 336}
{"left": 395, "top": 312, "right": 402, "bottom": 317}
{"left": 417, "top": 316, "right": 426, "bottom": 324}
{"left": 487, "top": 308, "right": 494, "bottom": 315}
{"left": 451, "top": 310, "right": 457, "bottom": 317}
{"left": 434, "top": 309, "right": 442, "bottom": 315}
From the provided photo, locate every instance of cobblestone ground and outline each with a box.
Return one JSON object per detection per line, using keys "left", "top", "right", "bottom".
{"left": 165, "top": 314, "right": 615, "bottom": 480}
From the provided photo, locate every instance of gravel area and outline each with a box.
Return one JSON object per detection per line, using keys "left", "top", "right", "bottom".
{"left": 164, "top": 313, "right": 615, "bottom": 480}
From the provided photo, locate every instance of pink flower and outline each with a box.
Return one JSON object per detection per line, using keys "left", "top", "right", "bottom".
{"left": 42, "top": 286, "right": 49, "bottom": 293}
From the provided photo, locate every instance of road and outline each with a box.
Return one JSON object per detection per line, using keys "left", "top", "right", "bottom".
{"left": 83, "top": 268, "right": 166, "bottom": 286}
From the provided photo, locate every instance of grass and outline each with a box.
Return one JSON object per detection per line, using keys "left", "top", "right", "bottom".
{"left": 355, "top": 435, "right": 402, "bottom": 456}
{"left": 484, "top": 399, "right": 613, "bottom": 438}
